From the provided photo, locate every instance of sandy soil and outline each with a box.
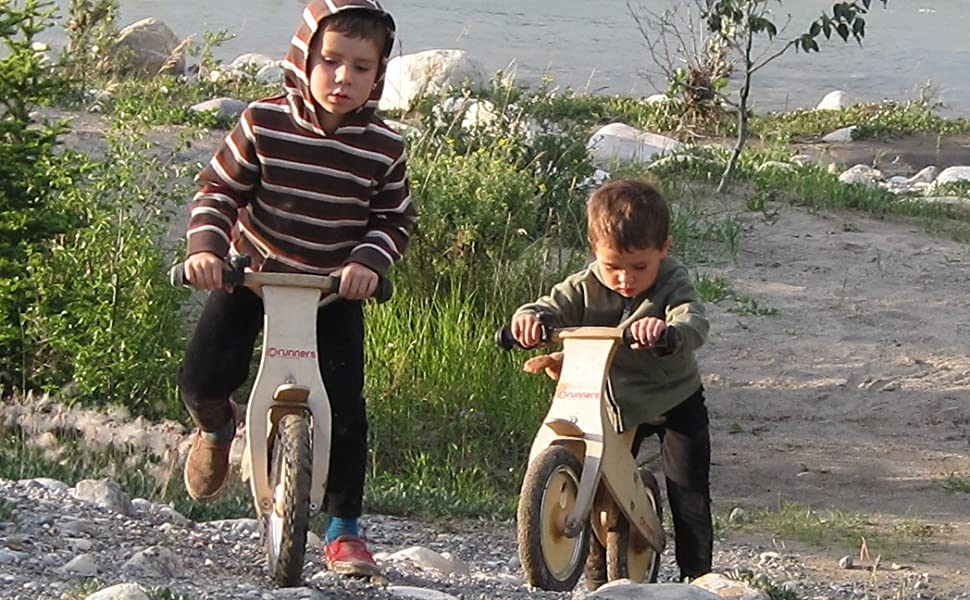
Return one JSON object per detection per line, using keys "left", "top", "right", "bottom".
{"left": 696, "top": 195, "right": 970, "bottom": 594}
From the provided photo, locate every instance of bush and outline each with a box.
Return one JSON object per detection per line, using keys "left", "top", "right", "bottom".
{"left": 20, "top": 122, "right": 191, "bottom": 419}
{"left": 0, "top": 0, "right": 76, "bottom": 389}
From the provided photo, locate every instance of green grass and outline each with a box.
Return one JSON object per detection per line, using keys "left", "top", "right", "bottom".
{"left": 723, "top": 501, "right": 934, "bottom": 559}
{"left": 939, "top": 472, "right": 970, "bottom": 493}
{"left": 750, "top": 101, "right": 970, "bottom": 142}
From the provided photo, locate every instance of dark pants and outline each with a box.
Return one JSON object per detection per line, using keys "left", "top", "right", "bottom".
{"left": 632, "top": 387, "right": 713, "bottom": 580}
{"left": 177, "top": 286, "right": 368, "bottom": 518}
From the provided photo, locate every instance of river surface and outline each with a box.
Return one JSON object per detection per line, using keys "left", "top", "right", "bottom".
{"left": 50, "top": 0, "right": 970, "bottom": 116}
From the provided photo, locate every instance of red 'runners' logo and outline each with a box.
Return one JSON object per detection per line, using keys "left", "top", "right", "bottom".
{"left": 267, "top": 347, "right": 317, "bottom": 360}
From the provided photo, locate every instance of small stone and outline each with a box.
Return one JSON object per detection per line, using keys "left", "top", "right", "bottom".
{"left": 758, "top": 551, "right": 781, "bottom": 564}
{"left": 881, "top": 381, "right": 900, "bottom": 392}
{"left": 838, "top": 555, "right": 854, "bottom": 569}
{"left": 891, "top": 562, "right": 909, "bottom": 570}
{"left": 387, "top": 587, "right": 459, "bottom": 600}
{"left": 63, "top": 553, "right": 99, "bottom": 575}
{"left": 823, "top": 125, "right": 858, "bottom": 143}
{"left": 190, "top": 97, "right": 248, "bottom": 119}
{"left": 85, "top": 583, "right": 151, "bottom": 600}
{"left": 728, "top": 507, "right": 749, "bottom": 524}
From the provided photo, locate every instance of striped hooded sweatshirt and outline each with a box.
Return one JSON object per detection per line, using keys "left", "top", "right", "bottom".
{"left": 185, "top": 0, "right": 414, "bottom": 276}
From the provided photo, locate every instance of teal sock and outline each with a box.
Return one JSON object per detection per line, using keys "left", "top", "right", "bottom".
{"left": 201, "top": 417, "right": 235, "bottom": 443}
{"left": 326, "top": 516, "right": 359, "bottom": 542}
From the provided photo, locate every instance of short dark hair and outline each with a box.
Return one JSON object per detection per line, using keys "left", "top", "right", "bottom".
{"left": 587, "top": 178, "right": 670, "bottom": 251}
{"left": 320, "top": 10, "right": 390, "bottom": 55}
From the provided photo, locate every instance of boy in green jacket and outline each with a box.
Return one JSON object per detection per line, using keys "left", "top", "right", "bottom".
{"left": 510, "top": 177, "right": 712, "bottom": 586}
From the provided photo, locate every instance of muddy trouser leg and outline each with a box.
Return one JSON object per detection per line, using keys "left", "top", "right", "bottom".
{"left": 316, "top": 299, "right": 367, "bottom": 519}
{"left": 177, "top": 287, "right": 263, "bottom": 432}
{"left": 660, "top": 387, "right": 713, "bottom": 580}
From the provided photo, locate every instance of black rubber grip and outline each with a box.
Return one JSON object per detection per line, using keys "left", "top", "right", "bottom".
{"left": 170, "top": 262, "right": 392, "bottom": 303}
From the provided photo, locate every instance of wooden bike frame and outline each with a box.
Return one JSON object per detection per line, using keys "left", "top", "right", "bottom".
{"left": 526, "top": 327, "right": 666, "bottom": 554}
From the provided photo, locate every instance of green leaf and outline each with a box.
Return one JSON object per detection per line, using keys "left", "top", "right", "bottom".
{"left": 836, "top": 23, "right": 850, "bottom": 41}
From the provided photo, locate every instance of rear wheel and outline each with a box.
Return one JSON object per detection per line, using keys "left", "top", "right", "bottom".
{"left": 606, "top": 468, "right": 662, "bottom": 583}
{"left": 517, "top": 446, "right": 589, "bottom": 591}
{"left": 263, "top": 414, "right": 312, "bottom": 587}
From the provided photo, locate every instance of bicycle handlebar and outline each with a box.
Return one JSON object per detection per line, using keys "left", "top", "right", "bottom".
{"left": 494, "top": 324, "right": 681, "bottom": 354}
{"left": 169, "top": 257, "right": 393, "bottom": 303}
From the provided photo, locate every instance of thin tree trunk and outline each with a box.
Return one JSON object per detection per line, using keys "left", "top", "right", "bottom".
{"left": 717, "top": 14, "right": 755, "bottom": 193}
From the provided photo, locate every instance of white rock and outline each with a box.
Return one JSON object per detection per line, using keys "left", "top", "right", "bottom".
{"left": 65, "top": 537, "right": 94, "bottom": 552}
{"left": 115, "top": 18, "right": 183, "bottom": 76}
{"left": 379, "top": 49, "right": 488, "bottom": 112}
{"left": 191, "top": 97, "right": 248, "bottom": 119}
{"left": 256, "top": 64, "right": 285, "bottom": 85}
{"left": 839, "top": 164, "right": 882, "bottom": 186}
{"left": 154, "top": 505, "right": 193, "bottom": 528}
{"left": 231, "top": 53, "right": 276, "bottom": 71}
{"left": 265, "top": 588, "right": 327, "bottom": 599}
{"left": 387, "top": 587, "right": 458, "bottom": 600}
{"left": 756, "top": 161, "right": 795, "bottom": 172}
{"left": 822, "top": 126, "right": 858, "bottom": 143}
{"left": 28, "top": 477, "right": 69, "bottom": 492}
{"left": 384, "top": 545, "right": 470, "bottom": 575}
{"left": 63, "top": 553, "right": 99, "bottom": 575}
{"left": 816, "top": 90, "right": 852, "bottom": 110}
{"left": 693, "top": 573, "right": 770, "bottom": 600}
{"left": 130, "top": 498, "right": 152, "bottom": 513}
{"left": 432, "top": 97, "right": 499, "bottom": 130}
{"left": 934, "top": 166, "right": 970, "bottom": 186}
{"left": 587, "top": 123, "right": 682, "bottom": 168}
{"left": 790, "top": 154, "right": 813, "bottom": 166}
{"left": 907, "top": 166, "right": 939, "bottom": 184}
{"left": 645, "top": 94, "right": 670, "bottom": 104}
{"left": 384, "top": 118, "right": 422, "bottom": 138}
{"left": 84, "top": 583, "right": 150, "bottom": 600}
{"left": 838, "top": 554, "right": 854, "bottom": 569}
{"left": 590, "top": 581, "right": 722, "bottom": 599}
{"left": 123, "top": 545, "right": 181, "bottom": 577}
{"left": 72, "top": 479, "right": 132, "bottom": 515}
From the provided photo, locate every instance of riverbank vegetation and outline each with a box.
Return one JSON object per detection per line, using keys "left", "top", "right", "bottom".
{"left": 2, "top": 0, "right": 970, "bottom": 522}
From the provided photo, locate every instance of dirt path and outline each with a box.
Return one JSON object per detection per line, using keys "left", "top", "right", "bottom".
{"left": 697, "top": 198, "right": 970, "bottom": 594}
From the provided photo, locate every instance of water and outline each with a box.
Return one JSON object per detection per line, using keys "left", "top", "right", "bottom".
{"left": 52, "top": 0, "right": 970, "bottom": 116}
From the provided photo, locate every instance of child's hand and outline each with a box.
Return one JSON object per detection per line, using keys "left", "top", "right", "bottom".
{"left": 184, "top": 251, "right": 227, "bottom": 291}
{"left": 628, "top": 316, "right": 667, "bottom": 350}
{"left": 511, "top": 313, "right": 543, "bottom": 348}
{"left": 523, "top": 351, "right": 563, "bottom": 380}
{"left": 338, "top": 262, "right": 378, "bottom": 300}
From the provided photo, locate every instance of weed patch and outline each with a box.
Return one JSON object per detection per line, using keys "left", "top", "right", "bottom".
{"left": 939, "top": 472, "right": 970, "bottom": 493}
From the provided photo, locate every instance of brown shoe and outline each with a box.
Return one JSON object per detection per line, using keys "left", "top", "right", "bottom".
{"left": 184, "top": 401, "right": 237, "bottom": 502}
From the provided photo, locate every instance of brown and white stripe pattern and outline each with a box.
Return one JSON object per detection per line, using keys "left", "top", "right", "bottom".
{"left": 185, "top": 0, "right": 413, "bottom": 276}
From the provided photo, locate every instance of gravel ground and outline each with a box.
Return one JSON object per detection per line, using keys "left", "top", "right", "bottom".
{"left": 0, "top": 478, "right": 962, "bottom": 600}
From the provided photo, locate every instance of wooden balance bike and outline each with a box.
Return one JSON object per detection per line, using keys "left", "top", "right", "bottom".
{"left": 496, "top": 324, "right": 678, "bottom": 591}
{"left": 173, "top": 256, "right": 391, "bottom": 586}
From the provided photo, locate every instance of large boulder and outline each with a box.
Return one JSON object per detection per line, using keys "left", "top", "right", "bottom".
{"left": 115, "top": 18, "right": 184, "bottom": 76}
{"left": 379, "top": 49, "right": 488, "bottom": 112}
{"left": 586, "top": 123, "right": 682, "bottom": 168}
{"left": 934, "top": 166, "right": 970, "bottom": 186}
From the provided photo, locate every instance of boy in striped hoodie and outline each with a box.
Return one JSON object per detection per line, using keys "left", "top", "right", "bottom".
{"left": 177, "top": 0, "right": 415, "bottom": 576}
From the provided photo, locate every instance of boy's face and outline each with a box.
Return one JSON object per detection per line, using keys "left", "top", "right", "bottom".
{"left": 307, "top": 28, "right": 382, "bottom": 131}
{"left": 593, "top": 239, "right": 671, "bottom": 299}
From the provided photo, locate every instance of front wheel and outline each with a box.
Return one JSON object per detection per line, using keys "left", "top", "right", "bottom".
{"left": 517, "top": 446, "right": 589, "bottom": 591}
{"left": 606, "top": 468, "right": 662, "bottom": 583}
{"left": 263, "top": 413, "right": 312, "bottom": 587}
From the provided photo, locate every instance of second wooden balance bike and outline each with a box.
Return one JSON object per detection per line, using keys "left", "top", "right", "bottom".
{"left": 496, "top": 324, "right": 679, "bottom": 591}
{"left": 174, "top": 256, "right": 391, "bottom": 586}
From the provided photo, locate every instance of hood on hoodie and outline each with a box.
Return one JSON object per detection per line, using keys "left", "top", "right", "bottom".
{"left": 282, "top": 0, "right": 396, "bottom": 135}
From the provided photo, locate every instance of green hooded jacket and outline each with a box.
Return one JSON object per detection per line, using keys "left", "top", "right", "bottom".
{"left": 513, "top": 256, "right": 708, "bottom": 431}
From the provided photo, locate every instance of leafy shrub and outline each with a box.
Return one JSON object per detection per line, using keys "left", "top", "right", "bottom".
{"left": 0, "top": 0, "right": 76, "bottom": 390}
{"left": 21, "top": 123, "right": 190, "bottom": 419}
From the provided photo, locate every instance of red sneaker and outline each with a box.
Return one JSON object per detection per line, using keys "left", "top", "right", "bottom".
{"left": 324, "top": 535, "right": 381, "bottom": 577}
